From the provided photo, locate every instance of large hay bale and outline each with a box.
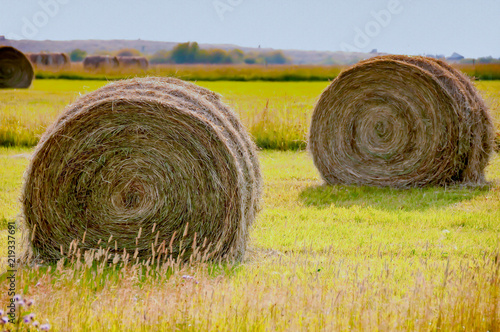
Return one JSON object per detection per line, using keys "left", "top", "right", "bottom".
{"left": 22, "top": 77, "right": 262, "bottom": 262}
{"left": 309, "top": 55, "right": 494, "bottom": 187}
{"left": 0, "top": 46, "right": 34, "bottom": 88}
{"left": 83, "top": 55, "right": 119, "bottom": 70}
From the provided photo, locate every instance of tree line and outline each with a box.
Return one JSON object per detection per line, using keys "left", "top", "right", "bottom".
{"left": 150, "top": 42, "right": 290, "bottom": 65}
{"left": 69, "top": 42, "right": 290, "bottom": 65}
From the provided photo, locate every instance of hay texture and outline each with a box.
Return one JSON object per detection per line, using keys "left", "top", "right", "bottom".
{"left": 309, "top": 55, "right": 494, "bottom": 187}
{"left": 22, "top": 77, "right": 262, "bottom": 262}
{"left": 0, "top": 46, "right": 34, "bottom": 88}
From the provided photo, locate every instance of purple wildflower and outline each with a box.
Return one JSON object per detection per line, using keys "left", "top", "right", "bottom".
{"left": 23, "top": 313, "right": 35, "bottom": 323}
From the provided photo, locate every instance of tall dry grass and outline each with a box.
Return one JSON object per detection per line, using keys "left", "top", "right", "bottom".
{"left": 1, "top": 240, "right": 500, "bottom": 331}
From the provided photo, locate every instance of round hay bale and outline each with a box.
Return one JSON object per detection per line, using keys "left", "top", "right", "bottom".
{"left": 22, "top": 77, "right": 262, "bottom": 262}
{"left": 309, "top": 55, "right": 493, "bottom": 187}
{"left": 0, "top": 46, "right": 34, "bottom": 88}
{"left": 83, "top": 55, "right": 119, "bottom": 70}
{"left": 117, "top": 56, "right": 149, "bottom": 69}
{"left": 28, "top": 52, "right": 70, "bottom": 68}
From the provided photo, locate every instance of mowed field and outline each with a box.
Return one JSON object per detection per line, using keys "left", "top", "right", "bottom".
{"left": 0, "top": 80, "right": 500, "bottom": 330}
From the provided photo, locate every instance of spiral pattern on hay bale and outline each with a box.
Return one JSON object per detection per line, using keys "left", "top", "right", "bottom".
{"left": 0, "top": 46, "right": 34, "bottom": 88}
{"left": 22, "top": 77, "right": 262, "bottom": 261}
{"left": 309, "top": 55, "right": 494, "bottom": 187}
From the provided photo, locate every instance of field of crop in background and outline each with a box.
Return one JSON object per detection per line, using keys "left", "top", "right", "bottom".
{"left": 1, "top": 80, "right": 499, "bottom": 150}
{"left": 0, "top": 80, "right": 328, "bottom": 150}
{"left": 0, "top": 79, "right": 499, "bottom": 330}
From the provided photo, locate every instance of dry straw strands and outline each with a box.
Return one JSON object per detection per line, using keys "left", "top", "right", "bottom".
{"left": 22, "top": 77, "right": 262, "bottom": 262}
{"left": 0, "top": 46, "right": 34, "bottom": 88}
{"left": 309, "top": 55, "right": 494, "bottom": 187}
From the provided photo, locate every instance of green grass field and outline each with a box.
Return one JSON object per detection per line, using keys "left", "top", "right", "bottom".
{"left": 0, "top": 80, "right": 500, "bottom": 330}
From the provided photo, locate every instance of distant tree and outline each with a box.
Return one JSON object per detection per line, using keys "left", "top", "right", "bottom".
{"left": 171, "top": 42, "right": 201, "bottom": 64}
{"left": 93, "top": 50, "right": 113, "bottom": 56}
{"left": 244, "top": 57, "right": 257, "bottom": 64}
{"left": 150, "top": 50, "right": 172, "bottom": 64}
{"left": 263, "top": 51, "right": 290, "bottom": 64}
{"left": 167, "top": 42, "right": 291, "bottom": 65}
{"left": 459, "top": 58, "right": 475, "bottom": 64}
{"left": 229, "top": 49, "right": 245, "bottom": 63}
{"left": 478, "top": 56, "right": 496, "bottom": 64}
{"left": 115, "top": 48, "right": 142, "bottom": 57}
{"left": 206, "top": 49, "right": 233, "bottom": 64}
{"left": 70, "top": 49, "right": 87, "bottom": 62}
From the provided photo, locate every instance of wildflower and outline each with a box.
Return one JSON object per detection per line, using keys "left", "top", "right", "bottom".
{"left": 40, "top": 323, "right": 51, "bottom": 330}
{"left": 33, "top": 321, "right": 40, "bottom": 327}
{"left": 13, "top": 295, "right": 22, "bottom": 302}
{"left": 26, "top": 299, "right": 35, "bottom": 307}
{"left": 16, "top": 300, "right": 25, "bottom": 307}
{"left": 0, "top": 310, "right": 3, "bottom": 316}
{"left": 182, "top": 275, "right": 199, "bottom": 284}
{"left": 23, "top": 313, "right": 35, "bottom": 323}
{"left": 1, "top": 317, "right": 8, "bottom": 324}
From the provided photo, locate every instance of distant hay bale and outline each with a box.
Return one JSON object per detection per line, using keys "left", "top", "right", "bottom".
{"left": 0, "top": 46, "right": 34, "bottom": 88}
{"left": 83, "top": 55, "right": 119, "bottom": 70}
{"left": 28, "top": 52, "right": 70, "bottom": 68}
{"left": 22, "top": 77, "right": 262, "bottom": 262}
{"left": 309, "top": 55, "right": 494, "bottom": 187}
{"left": 117, "top": 56, "right": 149, "bottom": 69}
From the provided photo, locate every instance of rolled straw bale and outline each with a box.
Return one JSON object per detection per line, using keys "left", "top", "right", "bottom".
{"left": 27, "top": 53, "right": 44, "bottom": 66}
{"left": 309, "top": 55, "right": 493, "bottom": 187}
{"left": 28, "top": 52, "right": 70, "bottom": 68}
{"left": 83, "top": 55, "right": 119, "bottom": 70}
{"left": 0, "top": 46, "right": 34, "bottom": 88}
{"left": 22, "top": 77, "right": 262, "bottom": 262}
{"left": 117, "top": 56, "right": 149, "bottom": 69}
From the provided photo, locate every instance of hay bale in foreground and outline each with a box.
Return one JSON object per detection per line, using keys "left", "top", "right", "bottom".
{"left": 22, "top": 77, "right": 262, "bottom": 262}
{"left": 0, "top": 46, "right": 34, "bottom": 88}
{"left": 309, "top": 55, "right": 494, "bottom": 187}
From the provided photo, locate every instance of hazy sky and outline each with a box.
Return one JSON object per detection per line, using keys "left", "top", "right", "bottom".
{"left": 1, "top": 0, "right": 499, "bottom": 58}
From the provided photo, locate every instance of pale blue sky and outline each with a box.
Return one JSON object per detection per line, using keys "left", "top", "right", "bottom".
{"left": 1, "top": 0, "right": 499, "bottom": 58}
